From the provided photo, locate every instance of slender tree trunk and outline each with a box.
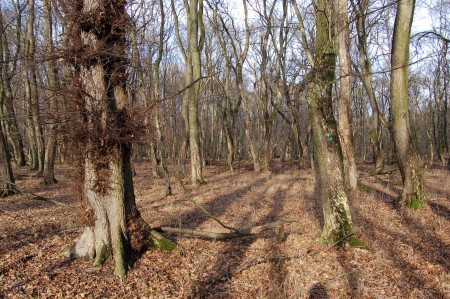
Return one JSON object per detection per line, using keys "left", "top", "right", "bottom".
{"left": 27, "top": 0, "right": 45, "bottom": 174}
{"left": 154, "top": 0, "right": 172, "bottom": 195}
{"left": 0, "top": 8, "right": 26, "bottom": 167}
{"left": 335, "top": 0, "right": 357, "bottom": 190}
{"left": 43, "top": 0, "right": 58, "bottom": 184}
{"left": 0, "top": 91, "right": 17, "bottom": 197}
{"left": 390, "top": 0, "right": 426, "bottom": 208}
{"left": 187, "top": 0, "right": 205, "bottom": 185}
{"left": 354, "top": 0, "right": 385, "bottom": 174}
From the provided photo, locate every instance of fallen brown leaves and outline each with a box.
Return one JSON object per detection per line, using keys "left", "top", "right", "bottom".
{"left": 0, "top": 162, "right": 449, "bottom": 298}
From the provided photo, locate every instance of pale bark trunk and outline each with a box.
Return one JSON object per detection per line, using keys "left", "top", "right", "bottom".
{"left": 335, "top": 0, "right": 358, "bottom": 190}
{"left": 390, "top": 0, "right": 426, "bottom": 208}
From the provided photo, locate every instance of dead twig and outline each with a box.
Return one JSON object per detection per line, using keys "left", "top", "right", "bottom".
{"left": 176, "top": 174, "right": 243, "bottom": 234}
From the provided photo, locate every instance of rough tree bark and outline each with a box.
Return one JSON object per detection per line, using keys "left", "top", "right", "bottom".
{"left": 305, "top": 0, "right": 360, "bottom": 246}
{"left": 390, "top": 0, "right": 426, "bottom": 208}
{"left": 65, "top": 0, "right": 175, "bottom": 276}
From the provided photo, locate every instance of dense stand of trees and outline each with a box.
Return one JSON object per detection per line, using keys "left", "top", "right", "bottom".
{"left": 0, "top": 0, "right": 448, "bottom": 274}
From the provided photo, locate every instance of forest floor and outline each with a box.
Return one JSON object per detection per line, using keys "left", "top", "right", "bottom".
{"left": 0, "top": 160, "right": 449, "bottom": 298}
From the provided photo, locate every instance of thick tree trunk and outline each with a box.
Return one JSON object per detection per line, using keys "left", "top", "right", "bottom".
{"left": 390, "top": 0, "right": 426, "bottom": 209}
{"left": 67, "top": 0, "right": 148, "bottom": 276}
{"left": 306, "top": 0, "right": 357, "bottom": 245}
{"left": 335, "top": 0, "right": 357, "bottom": 190}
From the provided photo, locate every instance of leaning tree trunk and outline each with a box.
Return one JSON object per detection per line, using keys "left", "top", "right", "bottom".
{"left": 305, "top": 0, "right": 360, "bottom": 246}
{"left": 390, "top": 0, "right": 426, "bottom": 209}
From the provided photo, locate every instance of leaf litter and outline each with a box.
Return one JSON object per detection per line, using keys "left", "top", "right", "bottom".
{"left": 0, "top": 162, "right": 448, "bottom": 298}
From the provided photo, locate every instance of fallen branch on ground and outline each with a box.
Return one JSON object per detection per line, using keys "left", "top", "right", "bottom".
{"left": 154, "top": 218, "right": 296, "bottom": 240}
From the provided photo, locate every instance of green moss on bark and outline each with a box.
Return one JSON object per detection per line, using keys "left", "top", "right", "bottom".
{"left": 92, "top": 244, "right": 108, "bottom": 269}
{"left": 149, "top": 230, "right": 177, "bottom": 251}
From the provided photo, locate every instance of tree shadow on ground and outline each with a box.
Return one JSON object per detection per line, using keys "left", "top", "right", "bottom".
{"left": 428, "top": 201, "right": 450, "bottom": 219}
{"left": 349, "top": 196, "right": 447, "bottom": 297}
{"left": 190, "top": 179, "right": 296, "bottom": 297}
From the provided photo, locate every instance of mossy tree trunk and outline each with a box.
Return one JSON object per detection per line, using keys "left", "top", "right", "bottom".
{"left": 335, "top": 0, "right": 358, "bottom": 190}
{"left": 306, "top": 0, "right": 355, "bottom": 245}
{"left": 171, "top": 0, "right": 205, "bottom": 185}
{"left": 67, "top": 0, "right": 148, "bottom": 276}
{"left": 390, "top": 0, "right": 426, "bottom": 209}
{"left": 187, "top": 0, "right": 205, "bottom": 185}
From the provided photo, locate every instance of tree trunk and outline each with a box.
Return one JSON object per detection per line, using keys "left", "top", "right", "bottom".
{"left": 354, "top": 0, "right": 385, "bottom": 174}
{"left": 0, "top": 93, "right": 17, "bottom": 197}
{"left": 67, "top": 0, "right": 148, "bottom": 276}
{"left": 27, "top": 0, "right": 45, "bottom": 174}
{"left": 306, "top": 0, "right": 357, "bottom": 245}
{"left": 154, "top": 0, "right": 172, "bottom": 195}
{"left": 187, "top": 0, "right": 205, "bottom": 186}
{"left": 42, "top": 0, "right": 58, "bottom": 184}
{"left": 334, "top": 0, "right": 358, "bottom": 190}
{"left": 390, "top": 0, "right": 426, "bottom": 209}
{"left": 0, "top": 8, "right": 26, "bottom": 167}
